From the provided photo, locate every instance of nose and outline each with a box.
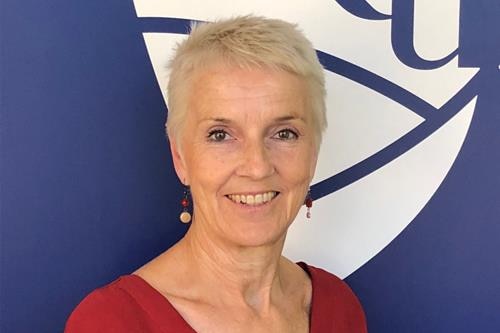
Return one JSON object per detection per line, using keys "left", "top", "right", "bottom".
{"left": 236, "top": 139, "right": 275, "bottom": 179}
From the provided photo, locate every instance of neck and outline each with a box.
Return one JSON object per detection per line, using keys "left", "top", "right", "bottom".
{"left": 178, "top": 223, "right": 288, "bottom": 313}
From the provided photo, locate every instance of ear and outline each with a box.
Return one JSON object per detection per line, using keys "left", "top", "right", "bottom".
{"left": 169, "top": 136, "right": 189, "bottom": 185}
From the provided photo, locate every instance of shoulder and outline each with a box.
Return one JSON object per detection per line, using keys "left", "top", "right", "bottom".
{"left": 306, "top": 264, "right": 360, "bottom": 303}
{"left": 64, "top": 276, "right": 154, "bottom": 332}
{"left": 298, "top": 262, "right": 368, "bottom": 333}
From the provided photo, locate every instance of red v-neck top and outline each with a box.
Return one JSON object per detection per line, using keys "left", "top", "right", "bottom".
{"left": 65, "top": 263, "right": 367, "bottom": 332}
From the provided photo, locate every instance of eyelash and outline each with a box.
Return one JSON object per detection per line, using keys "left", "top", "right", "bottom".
{"left": 206, "top": 128, "right": 299, "bottom": 142}
{"left": 207, "top": 129, "right": 231, "bottom": 142}
{"left": 273, "top": 128, "right": 299, "bottom": 141}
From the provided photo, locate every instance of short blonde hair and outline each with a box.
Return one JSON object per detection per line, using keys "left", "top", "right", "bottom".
{"left": 166, "top": 15, "right": 327, "bottom": 146}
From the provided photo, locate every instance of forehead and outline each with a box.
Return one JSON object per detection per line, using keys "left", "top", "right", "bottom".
{"left": 186, "top": 65, "right": 310, "bottom": 119}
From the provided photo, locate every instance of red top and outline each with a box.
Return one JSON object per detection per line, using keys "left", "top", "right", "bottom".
{"left": 65, "top": 263, "right": 367, "bottom": 332}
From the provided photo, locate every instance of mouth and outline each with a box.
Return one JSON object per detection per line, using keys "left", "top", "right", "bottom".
{"left": 225, "top": 191, "right": 279, "bottom": 206}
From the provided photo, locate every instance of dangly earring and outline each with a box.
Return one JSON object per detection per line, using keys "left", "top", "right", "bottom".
{"left": 179, "top": 186, "right": 192, "bottom": 223}
{"left": 304, "top": 189, "right": 312, "bottom": 219}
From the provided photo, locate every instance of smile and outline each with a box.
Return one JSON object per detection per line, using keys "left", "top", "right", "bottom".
{"left": 226, "top": 191, "right": 279, "bottom": 206}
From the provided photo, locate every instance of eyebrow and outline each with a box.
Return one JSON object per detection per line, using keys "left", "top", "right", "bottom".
{"left": 200, "top": 115, "right": 306, "bottom": 123}
{"left": 202, "top": 117, "right": 232, "bottom": 123}
{"left": 273, "top": 115, "right": 306, "bottom": 122}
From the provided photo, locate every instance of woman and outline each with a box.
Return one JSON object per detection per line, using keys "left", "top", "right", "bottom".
{"left": 66, "top": 16, "right": 367, "bottom": 332}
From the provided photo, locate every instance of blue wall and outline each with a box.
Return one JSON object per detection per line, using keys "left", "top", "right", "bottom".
{"left": 1, "top": 1, "right": 499, "bottom": 332}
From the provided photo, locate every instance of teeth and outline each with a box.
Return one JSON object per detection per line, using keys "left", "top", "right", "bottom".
{"left": 246, "top": 195, "right": 255, "bottom": 205}
{"left": 254, "top": 194, "right": 262, "bottom": 204}
{"left": 227, "top": 191, "right": 277, "bottom": 205}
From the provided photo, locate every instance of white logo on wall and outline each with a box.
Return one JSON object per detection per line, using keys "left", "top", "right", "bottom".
{"left": 133, "top": 0, "right": 478, "bottom": 278}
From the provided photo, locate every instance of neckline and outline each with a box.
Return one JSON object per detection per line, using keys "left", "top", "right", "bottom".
{"left": 123, "top": 262, "right": 316, "bottom": 332}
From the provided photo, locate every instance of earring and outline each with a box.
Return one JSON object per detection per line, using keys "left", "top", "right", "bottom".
{"left": 304, "top": 189, "right": 312, "bottom": 219}
{"left": 179, "top": 186, "right": 192, "bottom": 223}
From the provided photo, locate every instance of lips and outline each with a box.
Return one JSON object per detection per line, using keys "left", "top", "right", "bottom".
{"left": 226, "top": 191, "right": 279, "bottom": 205}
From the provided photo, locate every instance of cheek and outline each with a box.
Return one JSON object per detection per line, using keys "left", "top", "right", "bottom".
{"left": 272, "top": 145, "right": 317, "bottom": 184}
{"left": 185, "top": 145, "right": 235, "bottom": 186}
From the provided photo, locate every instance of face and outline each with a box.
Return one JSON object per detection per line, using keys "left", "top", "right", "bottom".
{"left": 170, "top": 65, "right": 319, "bottom": 248}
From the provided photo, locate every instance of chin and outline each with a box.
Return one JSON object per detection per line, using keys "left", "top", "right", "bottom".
{"left": 222, "top": 219, "right": 289, "bottom": 249}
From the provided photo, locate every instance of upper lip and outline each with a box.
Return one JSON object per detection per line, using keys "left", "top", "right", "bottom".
{"left": 226, "top": 190, "right": 278, "bottom": 196}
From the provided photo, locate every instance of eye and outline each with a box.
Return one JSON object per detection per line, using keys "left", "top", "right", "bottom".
{"left": 207, "top": 129, "right": 231, "bottom": 142}
{"left": 273, "top": 128, "right": 299, "bottom": 141}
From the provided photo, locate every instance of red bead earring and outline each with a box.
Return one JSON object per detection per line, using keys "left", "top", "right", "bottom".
{"left": 305, "top": 189, "right": 312, "bottom": 219}
{"left": 179, "top": 187, "right": 192, "bottom": 223}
